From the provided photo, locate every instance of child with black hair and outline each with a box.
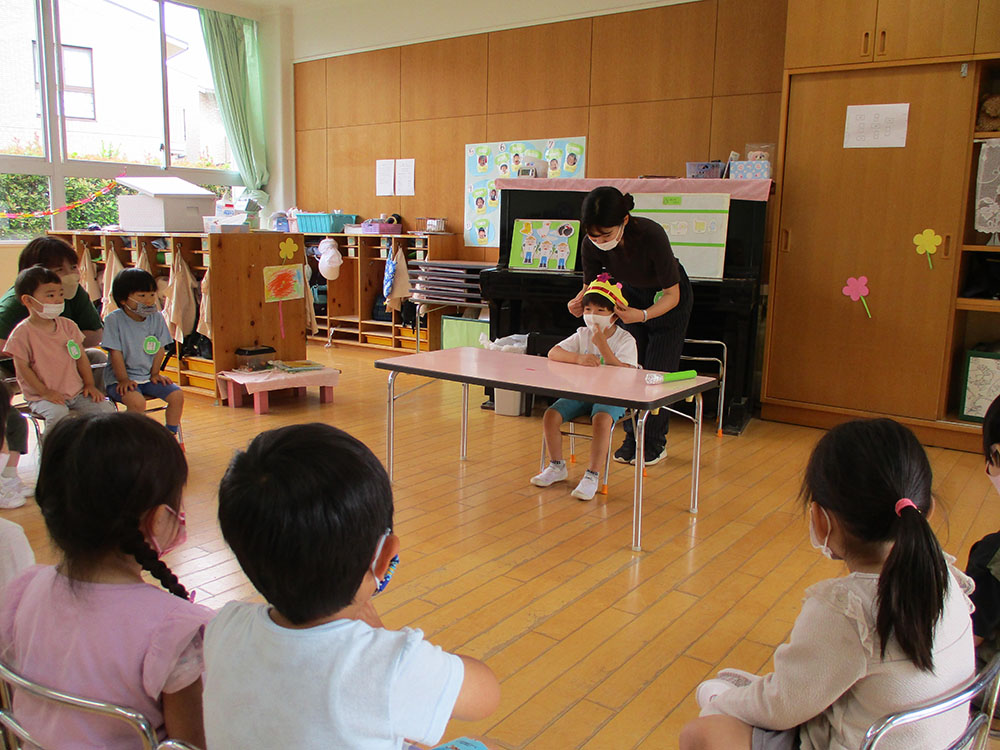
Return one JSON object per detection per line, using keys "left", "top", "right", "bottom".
{"left": 0, "top": 412, "right": 212, "bottom": 748}
{"left": 3, "top": 265, "right": 113, "bottom": 434}
{"left": 204, "top": 423, "right": 500, "bottom": 749}
{"left": 102, "top": 268, "right": 183, "bottom": 436}
{"left": 965, "top": 393, "right": 1000, "bottom": 669}
{"left": 680, "top": 419, "right": 975, "bottom": 750}
{"left": 531, "top": 275, "right": 638, "bottom": 500}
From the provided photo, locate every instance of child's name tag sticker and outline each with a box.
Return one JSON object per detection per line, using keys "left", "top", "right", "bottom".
{"left": 142, "top": 336, "right": 160, "bottom": 355}
{"left": 66, "top": 340, "right": 82, "bottom": 360}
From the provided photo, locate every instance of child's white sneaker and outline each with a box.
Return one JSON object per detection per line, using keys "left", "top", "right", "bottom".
{"left": 571, "top": 470, "right": 600, "bottom": 501}
{"left": 696, "top": 668, "right": 760, "bottom": 708}
{"left": 1, "top": 476, "right": 33, "bottom": 498}
{"left": 531, "top": 462, "right": 568, "bottom": 487}
{"left": 716, "top": 668, "right": 758, "bottom": 688}
{"left": 0, "top": 483, "right": 26, "bottom": 509}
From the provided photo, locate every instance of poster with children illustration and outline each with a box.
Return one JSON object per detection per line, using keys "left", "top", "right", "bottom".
{"left": 509, "top": 219, "right": 580, "bottom": 272}
{"left": 630, "top": 193, "right": 731, "bottom": 279}
{"left": 464, "top": 137, "right": 586, "bottom": 247}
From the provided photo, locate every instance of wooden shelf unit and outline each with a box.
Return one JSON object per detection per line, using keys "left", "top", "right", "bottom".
{"left": 303, "top": 232, "right": 459, "bottom": 351}
{"left": 49, "top": 231, "right": 308, "bottom": 400}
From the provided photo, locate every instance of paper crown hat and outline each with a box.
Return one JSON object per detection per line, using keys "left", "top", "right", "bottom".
{"left": 585, "top": 274, "right": 628, "bottom": 308}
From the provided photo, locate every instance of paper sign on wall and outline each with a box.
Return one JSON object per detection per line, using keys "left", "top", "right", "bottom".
{"left": 843, "top": 103, "right": 909, "bottom": 149}
{"left": 395, "top": 159, "right": 415, "bottom": 196}
{"left": 631, "top": 193, "right": 730, "bottom": 279}
{"left": 375, "top": 159, "right": 395, "bottom": 196}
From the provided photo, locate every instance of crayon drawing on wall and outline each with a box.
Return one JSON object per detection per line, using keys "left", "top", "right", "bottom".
{"left": 464, "top": 137, "right": 586, "bottom": 247}
{"left": 263, "top": 264, "right": 305, "bottom": 303}
{"left": 509, "top": 219, "right": 581, "bottom": 272}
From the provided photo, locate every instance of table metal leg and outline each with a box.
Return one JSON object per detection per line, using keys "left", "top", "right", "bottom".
{"left": 460, "top": 382, "right": 469, "bottom": 460}
{"left": 690, "top": 392, "right": 703, "bottom": 514}
{"left": 387, "top": 372, "right": 398, "bottom": 482}
{"left": 632, "top": 410, "right": 650, "bottom": 552}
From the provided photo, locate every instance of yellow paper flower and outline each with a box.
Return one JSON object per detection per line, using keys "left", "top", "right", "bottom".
{"left": 912, "top": 229, "right": 941, "bottom": 269}
{"left": 278, "top": 238, "right": 299, "bottom": 260}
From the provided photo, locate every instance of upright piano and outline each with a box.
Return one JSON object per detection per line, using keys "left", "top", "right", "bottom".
{"left": 480, "top": 180, "right": 769, "bottom": 434}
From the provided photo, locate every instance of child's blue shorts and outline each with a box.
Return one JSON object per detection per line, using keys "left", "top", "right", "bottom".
{"left": 107, "top": 381, "right": 181, "bottom": 403}
{"left": 549, "top": 398, "right": 625, "bottom": 424}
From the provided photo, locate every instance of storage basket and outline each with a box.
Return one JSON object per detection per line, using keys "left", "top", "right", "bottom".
{"left": 296, "top": 213, "right": 334, "bottom": 233}
{"left": 330, "top": 214, "right": 359, "bottom": 233}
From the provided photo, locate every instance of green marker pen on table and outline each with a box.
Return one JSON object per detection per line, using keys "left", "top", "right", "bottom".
{"left": 645, "top": 369, "right": 697, "bottom": 385}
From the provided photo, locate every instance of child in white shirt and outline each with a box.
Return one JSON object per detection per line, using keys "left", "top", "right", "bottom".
{"left": 204, "top": 423, "right": 500, "bottom": 750}
{"left": 680, "top": 418, "right": 976, "bottom": 750}
{"left": 530, "top": 276, "right": 638, "bottom": 500}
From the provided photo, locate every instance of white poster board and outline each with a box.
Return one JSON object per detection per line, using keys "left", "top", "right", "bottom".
{"left": 843, "top": 103, "right": 909, "bottom": 149}
{"left": 631, "top": 193, "right": 731, "bottom": 279}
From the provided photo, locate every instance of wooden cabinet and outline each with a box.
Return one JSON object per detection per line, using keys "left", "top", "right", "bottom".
{"left": 51, "top": 231, "right": 307, "bottom": 400}
{"left": 977, "top": 0, "right": 1000, "bottom": 54}
{"left": 785, "top": 0, "right": 978, "bottom": 68}
{"left": 303, "top": 232, "right": 459, "bottom": 351}
{"left": 764, "top": 64, "right": 973, "bottom": 420}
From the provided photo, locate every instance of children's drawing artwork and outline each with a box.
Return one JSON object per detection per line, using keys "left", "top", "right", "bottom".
{"left": 464, "top": 137, "right": 586, "bottom": 247}
{"left": 510, "top": 219, "right": 580, "bottom": 272}
{"left": 630, "top": 193, "right": 730, "bottom": 279}
{"left": 961, "top": 351, "right": 1000, "bottom": 420}
{"left": 912, "top": 228, "right": 941, "bottom": 269}
{"left": 842, "top": 276, "right": 872, "bottom": 319}
{"left": 263, "top": 264, "right": 305, "bottom": 303}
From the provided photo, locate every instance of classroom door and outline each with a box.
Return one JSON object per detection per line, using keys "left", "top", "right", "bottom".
{"left": 765, "top": 63, "right": 972, "bottom": 420}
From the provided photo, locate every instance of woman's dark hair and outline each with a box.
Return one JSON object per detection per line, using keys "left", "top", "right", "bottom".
{"left": 218, "top": 423, "right": 393, "bottom": 625}
{"left": 111, "top": 268, "right": 157, "bottom": 307}
{"left": 18, "top": 237, "right": 78, "bottom": 272}
{"left": 802, "top": 418, "right": 947, "bottom": 671}
{"left": 983, "top": 394, "right": 1000, "bottom": 462}
{"left": 581, "top": 187, "right": 635, "bottom": 233}
{"left": 14, "top": 265, "right": 62, "bottom": 300}
{"left": 35, "top": 412, "right": 190, "bottom": 600}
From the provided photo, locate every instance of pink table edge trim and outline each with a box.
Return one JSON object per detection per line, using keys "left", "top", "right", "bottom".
{"left": 494, "top": 177, "right": 771, "bottom": 202}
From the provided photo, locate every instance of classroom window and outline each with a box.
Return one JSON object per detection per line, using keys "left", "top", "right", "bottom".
{"left": 0, "top": 173, "right": 51, "bottom": 240}
{"left": 61, "top": 45, "right": 96, "bottom": 121}
{"left": 0, "top": 0, "right": 45, "bottom": 157}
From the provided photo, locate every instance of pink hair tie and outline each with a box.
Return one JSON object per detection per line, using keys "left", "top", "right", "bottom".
{"left": 895, "top": 498, "right": 918, "bottom": 517}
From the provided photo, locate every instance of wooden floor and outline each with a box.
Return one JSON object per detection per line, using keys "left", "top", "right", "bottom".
{"left": 6, "top": 344, "right": 997, "bottom": 749}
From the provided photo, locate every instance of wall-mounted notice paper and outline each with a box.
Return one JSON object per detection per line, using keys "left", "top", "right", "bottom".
{"left": 395, "top": 158, "right": 415, "bottom": 196}
{"left": 843, "top": 103, "right": 909, "bottom": 148}
{"left": 376, "top": 159, "right": 395, "bottom": 196}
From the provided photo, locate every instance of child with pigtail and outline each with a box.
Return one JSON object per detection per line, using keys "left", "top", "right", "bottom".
{"left": 0, "top": 412, "right": 212, "bottom": 749}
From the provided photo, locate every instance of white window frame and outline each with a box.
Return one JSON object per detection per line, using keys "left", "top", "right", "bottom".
{"left": 1, "top": 0, "right": 242, "bottom": 236}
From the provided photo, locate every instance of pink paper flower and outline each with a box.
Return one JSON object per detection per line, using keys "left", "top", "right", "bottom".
{"left": 842, "top": 276, "right": 869, "bottom": 302}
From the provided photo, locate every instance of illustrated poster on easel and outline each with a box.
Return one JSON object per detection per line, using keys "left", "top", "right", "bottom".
{"left": 464, "top": 137, "right": 586, "bottom": 247}
{"left": 631, "top": 193, "right": 731, "bottom": 279}
{"left": 509, "top": 219, "right": 581, "bottom": 272}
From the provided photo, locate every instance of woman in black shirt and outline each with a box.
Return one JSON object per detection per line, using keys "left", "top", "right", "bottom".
{"left": 569, "top": 186, "right": 693, "bottom": 464}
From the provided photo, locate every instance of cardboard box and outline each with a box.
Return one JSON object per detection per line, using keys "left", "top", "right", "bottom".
{"left": 730, "top": 160, "right": 772, "bottom": 179}
{"left": 116, "top": 177, "right": 217, "bottom": 232}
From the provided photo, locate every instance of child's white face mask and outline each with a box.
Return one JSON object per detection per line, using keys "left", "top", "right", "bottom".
{"left": 809, "top": 504, "right": 835, "bottom": 560}
{"left": 583, "top": 313, "right": 614, "bottom": 332}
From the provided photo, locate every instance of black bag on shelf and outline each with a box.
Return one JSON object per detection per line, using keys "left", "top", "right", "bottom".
{"left": 372, "top": 293, "right": 392, "bottom": 321}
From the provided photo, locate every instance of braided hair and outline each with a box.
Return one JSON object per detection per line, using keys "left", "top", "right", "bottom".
{"left": 35, "top": 412, "right": 190, "bottom": 600}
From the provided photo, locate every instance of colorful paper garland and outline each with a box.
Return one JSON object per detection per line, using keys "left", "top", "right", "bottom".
{"left": 2, "top": 174, "right": 125, "bottom": 220}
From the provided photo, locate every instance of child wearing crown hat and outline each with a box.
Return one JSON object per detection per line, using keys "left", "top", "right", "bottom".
{"left": 530, "top": 275, "right": 638, "bottom": 501}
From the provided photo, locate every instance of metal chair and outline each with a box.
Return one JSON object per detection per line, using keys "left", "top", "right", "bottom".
{"left": 0, "top": 659, "right": 201, "bottom": 750}
{"left": 539, "top": 411, "right": 640, "bottom": 495}
{"left": 860, "top": 652, "right": 1000, "bottom": 750}
{"left": 681, "top": 338, "right": 726, "bottom": 437}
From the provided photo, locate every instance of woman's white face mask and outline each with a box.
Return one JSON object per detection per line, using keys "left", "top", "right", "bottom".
{"left": 590, "top": 224, "right": 624, "bottom": 252}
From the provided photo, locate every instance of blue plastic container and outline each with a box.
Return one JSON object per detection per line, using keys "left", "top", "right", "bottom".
{"left": 296, "top": 213, "right": 333, "bottom": 233}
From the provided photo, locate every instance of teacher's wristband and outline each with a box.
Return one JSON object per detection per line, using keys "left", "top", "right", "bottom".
{"left": 642, "top": 309, "right": 648, "bottom": 322}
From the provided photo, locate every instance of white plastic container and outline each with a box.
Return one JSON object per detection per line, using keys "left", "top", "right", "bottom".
{"left": 116, "top": 177, "right": 216, "bottom": 232}
{"left": 494, "top": 388, "right": 525, "bottom": 416}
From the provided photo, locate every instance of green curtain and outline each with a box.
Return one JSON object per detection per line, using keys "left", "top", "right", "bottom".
{"left": 199, "top": 9, "right": 269, "bottom": 205}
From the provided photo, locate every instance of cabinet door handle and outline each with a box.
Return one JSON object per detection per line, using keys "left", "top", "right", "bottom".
{"left": 861, "top": 31, "right": 870, "bottom": 56}
{"left": 780, "top": 228, "right": 791, "bottom": 254}
{"left": 877, "top": 29, "right": 887, "bottom": 56}
{"left": 942, "top": 234, "right": 952, "bottom": 259}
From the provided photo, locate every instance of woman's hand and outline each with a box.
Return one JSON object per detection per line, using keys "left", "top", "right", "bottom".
{"left": 614, "top": 305, "right": 645, "bottom": 325}
{"left": 568, "top": 290, "right": 585, "bottom": 317}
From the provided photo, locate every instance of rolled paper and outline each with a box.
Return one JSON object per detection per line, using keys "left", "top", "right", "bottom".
{"left": 645, "top": 369, "right": 698, "bottom": 384}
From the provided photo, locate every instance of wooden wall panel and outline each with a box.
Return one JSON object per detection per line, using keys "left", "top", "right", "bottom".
{"left": 485, "top": 107, "right": 590, "bottom": 143}
{"left": 326, "top": 48, "right": 400, "bottom": 128}
{"left": 400, "top": 36, "right": 488, "bottom": 121}
{"left": 326, "top": 123, "right": 401, "bottom": 221}
{"left": 587, "top": 98, "right": 712, "bottom": 178}
{"left": 294, "top": 60, "right": 326, "bottom": 131}
{"left": 714, "top": 0, "right": 786, "bottom": 96}
{"left": 295, "top": 129, "right": 327, "bottom": 212}
{"left": 976, "top": 0, "right": 1000, "bottom": 53}
{"left": 708, "top": 93, "right": 781, "bottom": 161}
{"left": 398, "top": 115, "right": 487, "bottom": 239}
{"left": 590, "top": 1, "right": 717, "bottom": 106}
{"left": 487, "top": 20, "right": 592, "bottom": 114}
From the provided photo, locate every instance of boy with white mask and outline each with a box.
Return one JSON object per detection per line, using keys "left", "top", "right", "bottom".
{"left": 530, "top": 275, "right": 638, "bottom": 500}
{"left": 2, "top": 266, "right": 112, "bottom": 440}
{"left": 965, "top": 393, "right": 1000, "bottom": 669}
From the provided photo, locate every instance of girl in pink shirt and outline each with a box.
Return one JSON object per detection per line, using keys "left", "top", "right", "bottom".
{"left": 0, "top": 412, "right": 213, "bottom": 749}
